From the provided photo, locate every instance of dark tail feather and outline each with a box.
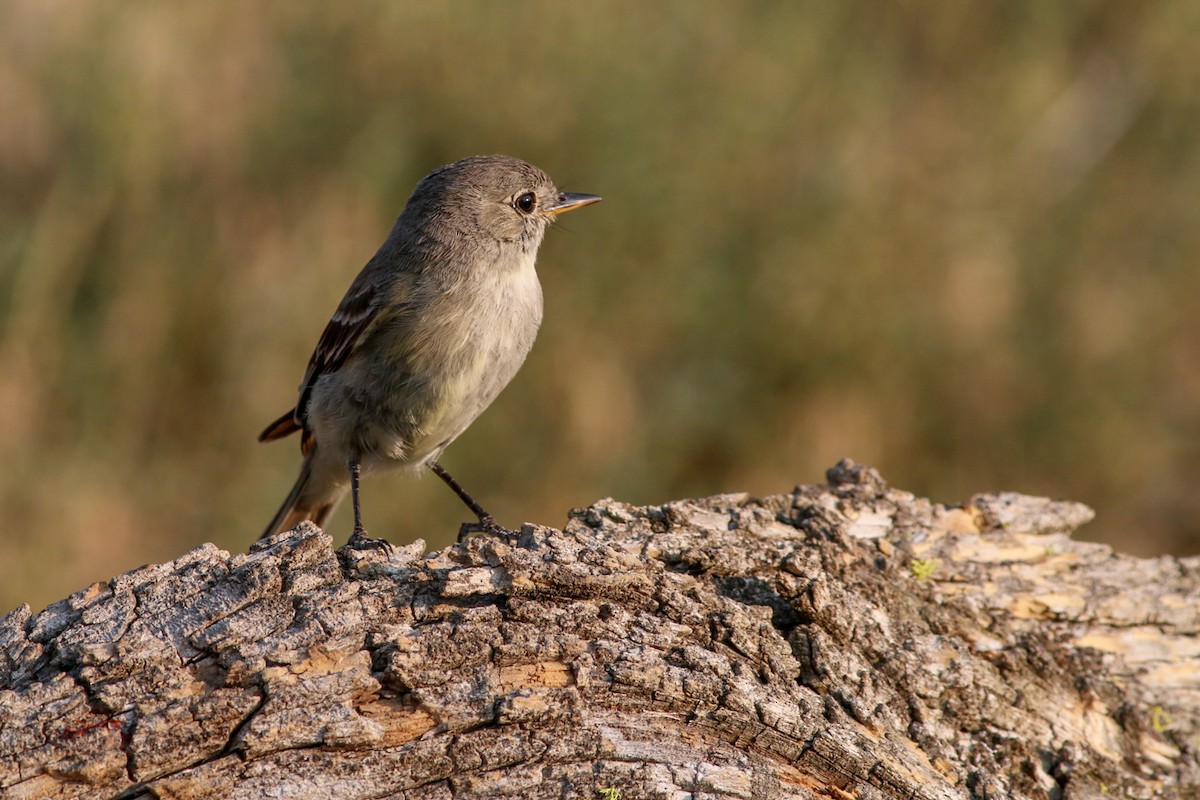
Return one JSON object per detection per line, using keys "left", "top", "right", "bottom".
{"left": 259, "top": 409, "right": 301, "bottom": 443}
{"left": 261, "top": 450, "right": 338, "bottom": 539}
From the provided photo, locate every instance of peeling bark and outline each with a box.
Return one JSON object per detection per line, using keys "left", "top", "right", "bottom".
{"left": 1, "top": 460, "right": 1197, "bottom": 799}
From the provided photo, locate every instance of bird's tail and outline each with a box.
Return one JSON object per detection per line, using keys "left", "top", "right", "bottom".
{"left": 261, "top": 448, "right": 342, "bottom": 540}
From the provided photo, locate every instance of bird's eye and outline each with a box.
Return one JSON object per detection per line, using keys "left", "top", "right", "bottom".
{"left": 514, "top": 192, "right": 537, "bottom": 213}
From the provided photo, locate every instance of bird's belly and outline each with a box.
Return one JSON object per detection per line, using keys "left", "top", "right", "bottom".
{"left": 401, "top": 324, "right": 533, "bottom": 465}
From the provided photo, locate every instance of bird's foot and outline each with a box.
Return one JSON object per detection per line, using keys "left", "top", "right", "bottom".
{"left": 348, "top": 526, "right": 395, "bottom": 555}
{"left": 456, "top": 515, "right": 513, "bottom": 543}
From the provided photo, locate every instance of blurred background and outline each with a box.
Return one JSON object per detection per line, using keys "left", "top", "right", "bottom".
{"left": 3, "top": 2, "right": 1199, "bottom": 613}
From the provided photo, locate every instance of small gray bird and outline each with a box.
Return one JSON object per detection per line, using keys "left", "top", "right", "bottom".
{"left": 259, "top": 155, "right": 600, "bottom": 544}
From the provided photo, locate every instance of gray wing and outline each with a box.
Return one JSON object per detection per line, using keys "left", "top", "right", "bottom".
{"left": 294, "top": 260, "right": 420, "bottom": 422}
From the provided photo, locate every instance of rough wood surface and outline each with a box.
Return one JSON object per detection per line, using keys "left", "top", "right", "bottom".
{"left": 2, "top": 460, "right": 1198, "bottom": 799}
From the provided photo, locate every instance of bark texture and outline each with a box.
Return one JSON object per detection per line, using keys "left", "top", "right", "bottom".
{"left": 2, "top": 460, "right": 1198, "bottom": 799}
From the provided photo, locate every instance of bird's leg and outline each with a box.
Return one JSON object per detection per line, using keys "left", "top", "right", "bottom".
{"left": 350, "top": 458, "right": 365, "bottom": 534}
{"left": 429, "top": 461, "right": 510, "bottom": 542}
{"left": 346, "top": 458, "right": 392, "bottom": 552}
{"left": 429, "top": 461, "right": 491, "bottom": 519}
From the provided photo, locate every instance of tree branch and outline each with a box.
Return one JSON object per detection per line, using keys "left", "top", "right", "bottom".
{"left": 2, "top": 460, "right": 1196, "bottom": 799}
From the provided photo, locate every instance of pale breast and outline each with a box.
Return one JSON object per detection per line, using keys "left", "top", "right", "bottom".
{"left": 403, "top": 252, "right": 544, "bottom": 464}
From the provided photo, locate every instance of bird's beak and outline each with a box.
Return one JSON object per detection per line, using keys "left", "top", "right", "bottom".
{"left": 547, "top": 192, "right": 602, "bottom": 215}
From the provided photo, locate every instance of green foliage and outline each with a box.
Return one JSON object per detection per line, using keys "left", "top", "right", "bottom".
{"left": 3, "top": 2, "right": 1200, "bottom": 612}
{"left": 909, "top": 559, "right": 939, "bottom": 582}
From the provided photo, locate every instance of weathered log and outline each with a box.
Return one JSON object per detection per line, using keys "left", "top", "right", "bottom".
{"left": 1, "top": 460, "right": 1197, "bottom": 799}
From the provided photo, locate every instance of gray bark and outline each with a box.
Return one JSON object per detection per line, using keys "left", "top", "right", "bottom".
{"left": 2, "top": 460, "right": 1197, "bottom": 799}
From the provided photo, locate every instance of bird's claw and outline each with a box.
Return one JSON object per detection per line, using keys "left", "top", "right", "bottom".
{"left": 456, "top": 515, "right": 513, "bottom": 543}
{"left": 348, "top": 526, "right": 395, "bottom": 555}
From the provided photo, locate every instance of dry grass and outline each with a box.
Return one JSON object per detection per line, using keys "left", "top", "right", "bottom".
{"left": 3, "top": 2, "right": 1199, "bottom": 612}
